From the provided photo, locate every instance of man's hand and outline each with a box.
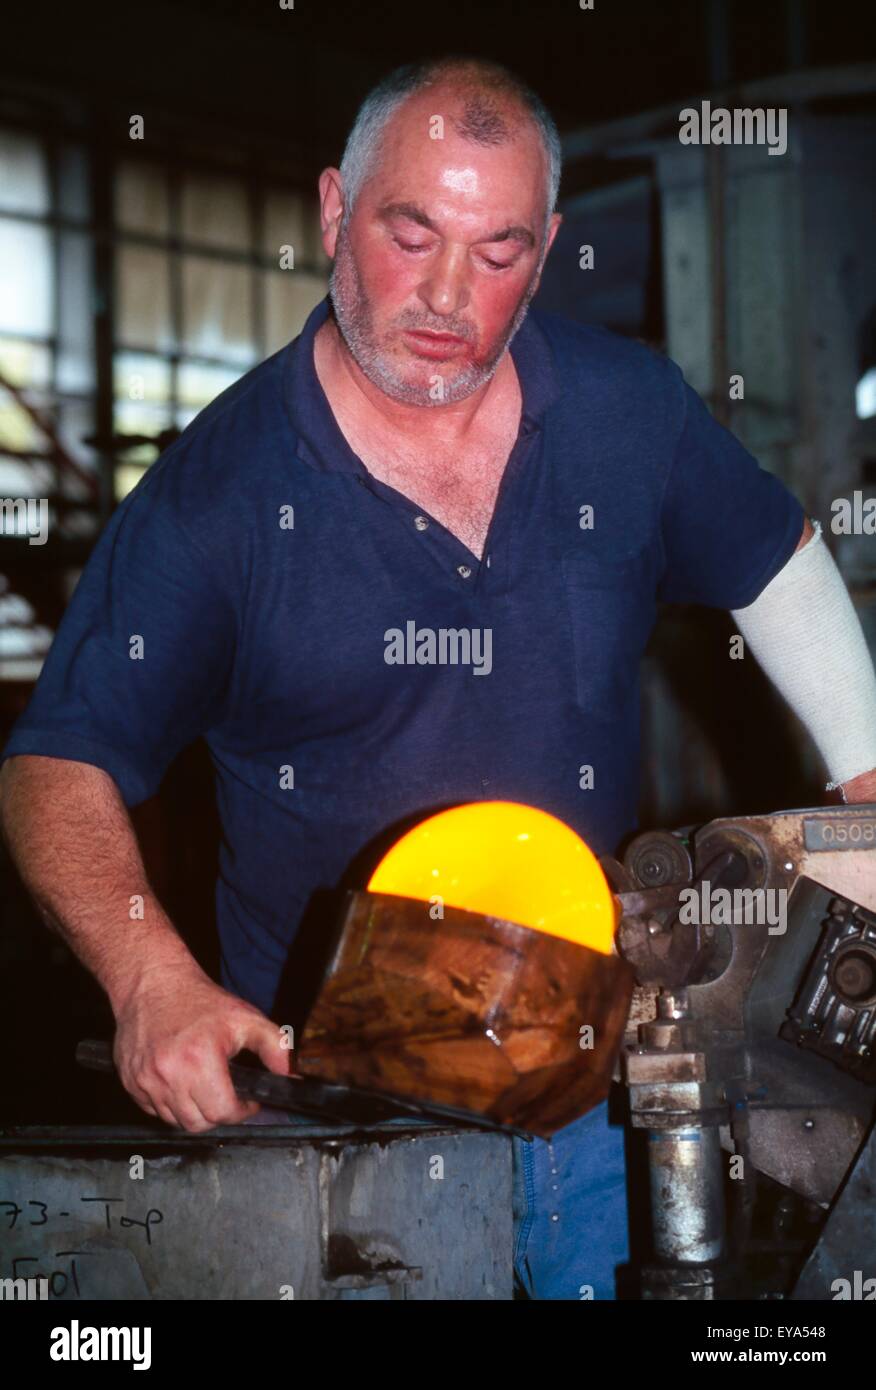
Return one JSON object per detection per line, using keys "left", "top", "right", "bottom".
{"left": 113, "top": 961, "right": 291, "bottom": 1132}
{"left": 840, "top": 767, "right": 876, "bottom": 804}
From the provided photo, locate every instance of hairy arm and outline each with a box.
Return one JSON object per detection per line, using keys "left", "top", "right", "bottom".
{"left": 0, "top": 754, "right": 289, "bottom": 1131}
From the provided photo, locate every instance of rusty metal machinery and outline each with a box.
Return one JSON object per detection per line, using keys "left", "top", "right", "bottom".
{"left": 604, "top": 802, "right": 876, "bottom": 1300}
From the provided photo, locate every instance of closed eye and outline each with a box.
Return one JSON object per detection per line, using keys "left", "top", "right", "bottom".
{"left": 394, "top": 237, "right": 432, "bottom": 254}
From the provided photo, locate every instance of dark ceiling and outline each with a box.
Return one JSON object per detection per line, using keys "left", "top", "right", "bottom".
{"left": 3, "top": 0, "right": 876, "bottom": 173}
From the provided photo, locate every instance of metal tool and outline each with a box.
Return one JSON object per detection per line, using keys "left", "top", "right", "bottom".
{"left": 75, "top": 1039, "right": 527, "bottom": 1135}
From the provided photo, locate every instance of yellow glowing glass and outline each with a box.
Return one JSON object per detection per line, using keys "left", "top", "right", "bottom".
{"left": 368, "top": 800, "right": 618, "bottom": 953}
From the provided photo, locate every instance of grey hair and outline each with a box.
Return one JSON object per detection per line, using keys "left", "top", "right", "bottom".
{"left": 338, "top": 56, "right": 562, "bottom": 232}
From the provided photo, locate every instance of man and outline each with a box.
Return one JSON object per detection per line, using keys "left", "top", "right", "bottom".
{"left": 2, "top": 57, "right": 876, "bottom": 1301}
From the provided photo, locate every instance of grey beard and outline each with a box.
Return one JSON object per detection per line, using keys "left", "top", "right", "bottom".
{"left": 328, "top": 225, "right": 540, "bottom": 407}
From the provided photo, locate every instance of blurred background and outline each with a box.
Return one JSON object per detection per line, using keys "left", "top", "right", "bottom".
{"left": 2, "top": 0, "right": 876, "bottom": 1118}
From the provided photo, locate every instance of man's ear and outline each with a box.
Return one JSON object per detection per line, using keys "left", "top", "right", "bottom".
{"left": 318, "top": 168, "right": 345, "bottom": 258}
{"left": 545, "top": 211, "right": 562, "bottom": 256}
{"left": 531, "top": 211, "right": 563, "bottom": 295}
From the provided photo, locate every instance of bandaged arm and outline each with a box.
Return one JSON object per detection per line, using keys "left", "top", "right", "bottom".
{"left": 730, "top": 520, "right": 876, "bottom": 795}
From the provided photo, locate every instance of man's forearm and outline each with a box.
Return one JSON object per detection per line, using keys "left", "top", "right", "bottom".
{"left": 731, "top": 520, "right": 876, "bottom": 793}
{"left": 0, "top": 755, "right": 200, "bottom": 1013}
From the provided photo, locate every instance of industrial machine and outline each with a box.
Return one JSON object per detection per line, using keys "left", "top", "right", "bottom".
{"left": 605, "top": 801, "right": 876, "bottom": 1300}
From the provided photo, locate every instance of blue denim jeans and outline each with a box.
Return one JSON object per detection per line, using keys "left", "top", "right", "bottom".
{"left": 512, "top": 1094, "right": 630, "bottom": 1300}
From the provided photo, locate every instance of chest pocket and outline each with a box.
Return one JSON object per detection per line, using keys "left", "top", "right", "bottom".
{"left": 561, "top": 548, "right": 654, "bottom": 719}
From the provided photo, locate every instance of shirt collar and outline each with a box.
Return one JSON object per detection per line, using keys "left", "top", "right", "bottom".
{"left": 284, "top": 293, "right": 561, "bottom": 474}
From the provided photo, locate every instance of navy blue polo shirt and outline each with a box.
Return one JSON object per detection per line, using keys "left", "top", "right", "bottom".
{"left": 3, "top": 296, "right": 805, "bottom": 1016}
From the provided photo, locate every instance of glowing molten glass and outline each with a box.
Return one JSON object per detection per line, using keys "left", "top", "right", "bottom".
{"left": 368, "top": 800, "right": 617, "bottom": 954}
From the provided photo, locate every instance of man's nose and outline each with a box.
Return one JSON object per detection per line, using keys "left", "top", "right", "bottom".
{"left": 417, "top": 246, "right": 471, "bottom": 318}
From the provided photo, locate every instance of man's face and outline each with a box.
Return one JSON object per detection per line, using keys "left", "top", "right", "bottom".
{"left": 322, "top": 91, "right": 560, "bottom": 406}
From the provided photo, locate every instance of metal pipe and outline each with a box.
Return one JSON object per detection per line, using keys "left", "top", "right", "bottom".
{"left": 648, "top": 1125, "right": 726, "bottom": 1263}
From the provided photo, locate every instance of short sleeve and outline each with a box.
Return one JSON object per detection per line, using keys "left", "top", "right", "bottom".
{"left": 656, "top": 374, "right": 806, "bottom": 609}
{"left": 1, "top": 475, "right": 236, "bottom": 806}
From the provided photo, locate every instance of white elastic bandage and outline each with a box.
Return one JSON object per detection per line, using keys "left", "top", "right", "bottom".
{"left": 730, "top": 519, "right": 876, "bottom": 795}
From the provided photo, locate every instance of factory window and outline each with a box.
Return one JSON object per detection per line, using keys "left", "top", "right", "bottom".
{"left": 0, "top": 129, "right": 98, "bottom": 680}
{"left": 0, "top": 125, "right": 329, "bottom": 681}
{"left": 113, "top": 161, "right": 328, "bottom": 498}
{"left": 0, "top": 129, "right": 97, "bottom": 502}
{"left": 0, "top": 132, "right": 66, "bottom": 504}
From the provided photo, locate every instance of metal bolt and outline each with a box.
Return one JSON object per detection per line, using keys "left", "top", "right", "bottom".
{"left": 657, "top": 989, "right": 690, "bottom": 1020}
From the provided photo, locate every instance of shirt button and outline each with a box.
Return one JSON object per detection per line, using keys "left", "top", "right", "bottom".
{"left": 457, "top": 565, "right": 472, "bottom": 579}
{"left": 414, "top": 515, "right": 429, "bottom": 531}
